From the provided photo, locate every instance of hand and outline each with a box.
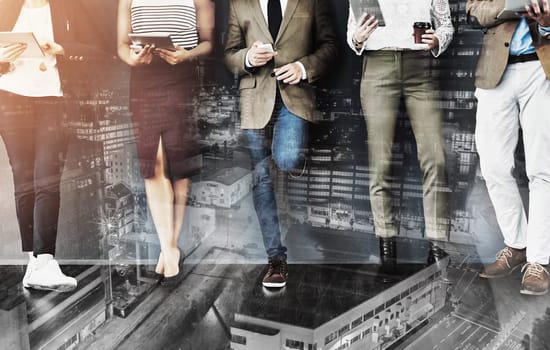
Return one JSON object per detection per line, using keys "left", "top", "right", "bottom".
{"left": 156, "top": 46, "right": 190, "bottom": 65}
{"left": 129, "top": 44, "right": 154, "bottom": 66}
{"left": 0, "top": 43, "right": 26, "bottom": 62}
{"left": 525, "top": 0, "right": 550, "bottom": 27}
{"left": 41, "top": 41, "right": 64, "bottom": 56}
{"left": 273, "top": 62, "right": 303, "bottom": 85}
{"left": 247, "top": 41, "right": 277, "bottom": 67}
{"left": 354, "top": 13, "right": 378, "bottom": 44}
{"left": 421, "top": 29, "right": 439, "bottom": 50}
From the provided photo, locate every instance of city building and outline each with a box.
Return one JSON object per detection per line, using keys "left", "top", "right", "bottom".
{"left": 191, "top": 167, "right": 252, "bottom": 209}
{"left": 230, "top": 239, "right": 449, "bottom": 350}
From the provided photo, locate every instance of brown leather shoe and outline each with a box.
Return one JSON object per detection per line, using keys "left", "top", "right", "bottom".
{"left": 262, "top": 259, "right": 288, "bottom": 288}
{"left": 520, "top": 262, "right": 549, "bottom": 296}
{"left": 479, "top": 247, "right": 526, "bottom": 279}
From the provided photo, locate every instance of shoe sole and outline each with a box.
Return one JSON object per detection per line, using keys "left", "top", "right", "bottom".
{"left": 262, "top": 281, "right": 286, "bottom": 288}
{"left": 25, "top": 283, "right": 77, "bottom": 293}
{"left": 479, "top": 263, "right": 523, "bottom": 279}
{"left": 520, "top": 289, "right": 548, "bottom": 296}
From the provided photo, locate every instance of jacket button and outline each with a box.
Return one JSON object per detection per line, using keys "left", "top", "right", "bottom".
{"left": 79, "top": 56, "right": 84, "bottom": 61}
{"left": 504, "top": 42, "right": 510, "bottom": 47}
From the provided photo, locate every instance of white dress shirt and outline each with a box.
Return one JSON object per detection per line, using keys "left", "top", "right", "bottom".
{"left": 259, "top": 0, "right": 288, "bottom": 22}
{"left": 347, "top": 0, "right": 454, "bottom": 58}
{"left": 245, "top": 0, "right": 307, "bottom": 79}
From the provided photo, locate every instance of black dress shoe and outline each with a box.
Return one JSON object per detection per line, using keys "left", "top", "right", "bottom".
{"left": 160, "top": 249, "right": 185, "bottom": 287}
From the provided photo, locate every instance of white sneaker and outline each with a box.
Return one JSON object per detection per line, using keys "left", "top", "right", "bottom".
{"left": 22, "top": 255, "right": 37, "bottom": 288}
{"left": 24, "top": 259, "right": 77, "bottom": 292}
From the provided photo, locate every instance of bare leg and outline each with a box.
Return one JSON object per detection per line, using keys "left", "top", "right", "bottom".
{"left": 172, "top": 178, "right": 190, "bottom": 245}
{"left": 144, "top": 138, "right": 179, "bottom": 277}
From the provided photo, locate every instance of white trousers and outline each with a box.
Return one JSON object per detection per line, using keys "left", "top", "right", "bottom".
{"left": 475, "top": 61, "right": 550, "bottom": 265}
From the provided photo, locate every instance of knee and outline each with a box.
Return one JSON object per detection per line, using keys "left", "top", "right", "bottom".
{"left": 273, "top": 150, "right": 303, "bottom": 172}
{"left": 480, "top": 158, "right": 516, "bottom": 184}
{"left": 11, "top": 161, "right": 33, "bottom": 184}
{"left": 252, "top": 158, "right": 273, "bottom": 189}
{"left": 419, "top": 146, "right": 446, "bottom": 176}
{"left": 150, "top": 156, "right": 168, "bottom": 180}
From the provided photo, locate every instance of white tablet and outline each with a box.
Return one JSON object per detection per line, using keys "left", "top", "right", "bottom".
{"left": 0, "top": 32, "right": 44, "bottom": 58}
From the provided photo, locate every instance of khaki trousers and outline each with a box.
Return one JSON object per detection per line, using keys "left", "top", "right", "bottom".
{"left": 360, "top": 50, "right": 449, "bottom": 240}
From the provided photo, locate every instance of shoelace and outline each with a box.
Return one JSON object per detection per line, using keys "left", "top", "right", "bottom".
{"left": 495, "top": 247, "right": 513, "bottom": 268}
{"left": 268, "top": 260, "right": 286, "bottom": 275}
{"left": 521, "top": 262, "right": 549, "bottom": 282}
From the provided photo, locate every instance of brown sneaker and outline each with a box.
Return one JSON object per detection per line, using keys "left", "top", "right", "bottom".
{"left": 262, "top": 259, "right": 288, "bottom": 288}
{"left": 520, "top": 263, "right": 549, "bottom": 296}
{"left": 479, "top": 247, "right": 526, "bottom": 279}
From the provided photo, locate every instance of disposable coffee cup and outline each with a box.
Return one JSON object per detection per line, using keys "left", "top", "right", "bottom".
{"left": 413, "top": 22, "right": 432, "bottom": 44}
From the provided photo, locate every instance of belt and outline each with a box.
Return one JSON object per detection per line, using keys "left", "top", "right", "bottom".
{"left": 508, "top": 53, "right": 539, "bottom": 64}
{"left": 379, "top": 47, "right": 412, "bottom": 51}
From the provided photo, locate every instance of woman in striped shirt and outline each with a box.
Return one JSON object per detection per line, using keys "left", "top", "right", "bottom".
{"left": 117, "top": 0, "right": 214, "bottom": 285}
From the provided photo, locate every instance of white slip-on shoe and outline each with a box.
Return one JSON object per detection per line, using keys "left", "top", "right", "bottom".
{"left": 22, "top": 255, "right": 37, "bottom": 288}
{"left": 25, "top": 259, "right": 77, "bottom": 292}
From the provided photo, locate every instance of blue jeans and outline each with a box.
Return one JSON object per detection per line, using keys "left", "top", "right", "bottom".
{"left": 245, "top": 106, "right": 309, "bottom": 260}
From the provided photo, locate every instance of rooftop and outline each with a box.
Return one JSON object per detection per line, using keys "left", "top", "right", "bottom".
{"left": 236, "top": 237, "right": 443, "bottom": 329}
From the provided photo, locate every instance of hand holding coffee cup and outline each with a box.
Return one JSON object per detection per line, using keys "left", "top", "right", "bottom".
{"left": 413, "top": 22, "right": 439, "bottom": 50}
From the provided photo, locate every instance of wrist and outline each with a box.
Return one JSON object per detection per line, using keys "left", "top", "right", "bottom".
{"left": 352, "top": 34, "right": 363, "bottom": 48}
{"left": 0, "top": 62, "right": 15, "bottom": 74}
{"left": 539, "top": 24, "right": 550, "bottom": 38}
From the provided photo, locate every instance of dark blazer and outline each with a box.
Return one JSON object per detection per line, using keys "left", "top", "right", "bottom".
{"left": 0, "top": 0, "right": 112, "bottom": 92}
{"left": 224, "top": 0, "right": 338, "bottom": 129}
{"left": 467, "top": 0, "right": 550, "bottom": 89}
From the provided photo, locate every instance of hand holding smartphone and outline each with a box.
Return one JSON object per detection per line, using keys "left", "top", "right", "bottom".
{"left": 257, "top": 43, "right": 274, "bottom": 53}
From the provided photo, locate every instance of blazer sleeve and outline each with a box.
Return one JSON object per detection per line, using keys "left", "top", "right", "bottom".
{"left": 54, "top": 0, "right": 113, "bottom": 62}
{"left": 466, "top": 0, "right": 506, "bottom": 28}
{"left": 296, "top": 0, "right": 339, "bottom": 83}
{"left": 224, "top": 0, "right": 253, "bottom": 77}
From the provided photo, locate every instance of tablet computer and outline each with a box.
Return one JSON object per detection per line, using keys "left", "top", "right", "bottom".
{"left": 350, "top": 0, "right": 386, "bottom": 27}
{"left": 497, "top": 0, "right": 543, "bottom": 20}
{"left": 0, "top": 32, "right": 44, "bottom": 58}
{"left": 128, "top": 33, "right": 176, "bottom": 51}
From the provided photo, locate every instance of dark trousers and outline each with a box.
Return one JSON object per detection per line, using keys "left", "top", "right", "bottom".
{"left": 0, "top": 91, "right": 68, "bottom": 256}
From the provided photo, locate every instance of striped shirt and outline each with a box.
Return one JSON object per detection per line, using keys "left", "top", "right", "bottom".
{"left": 131, "top": 0, "right": 198, "bottom": 49}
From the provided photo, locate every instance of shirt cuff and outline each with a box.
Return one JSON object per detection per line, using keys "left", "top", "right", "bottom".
{"left": 431, "top": 34, "right": 443, "bottom": 58}
{"left": 295, "top": 61, "right": 307, "bottom": 80}
{"left": 539, "top": 25, "right": 550, "bottom": 37}
{"left": 245, "top": 49, "right": 253, "bottom": 68}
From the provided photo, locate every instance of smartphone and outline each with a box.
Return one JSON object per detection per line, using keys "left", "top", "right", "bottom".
{"left": 257, "top": 43, "right": 274, "bottom": 52}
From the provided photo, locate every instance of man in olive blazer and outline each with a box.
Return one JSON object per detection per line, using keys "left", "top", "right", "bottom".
{"left": 468, "top": 0, "right": 550, "bottom": 295}
{"left": 224, "top": 0, "right": 337, "bottom": 128}
{"left": 224, "top": 0, "right": 337, "bottom": 287}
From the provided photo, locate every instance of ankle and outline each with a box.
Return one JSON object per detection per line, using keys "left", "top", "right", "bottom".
{"left": 35, "top": 254, "right": 54, "bottom": 269}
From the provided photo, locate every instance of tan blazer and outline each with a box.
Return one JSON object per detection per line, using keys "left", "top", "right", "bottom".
{"left": 467, "top": 0, "right": 550, "bottom": 89}
{"left": 224, "top": 0, "right": 338, "bottom": 129}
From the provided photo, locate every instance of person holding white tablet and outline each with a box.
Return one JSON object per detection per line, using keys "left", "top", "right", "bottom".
{"left": 347, "top": 0, "right": 454, "bottom": 267}
{"left": 117, "top": 0, "right": 214, "bottom": 286}
{"left": 0, "top": 0, "right": 109, "bottom": 292}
